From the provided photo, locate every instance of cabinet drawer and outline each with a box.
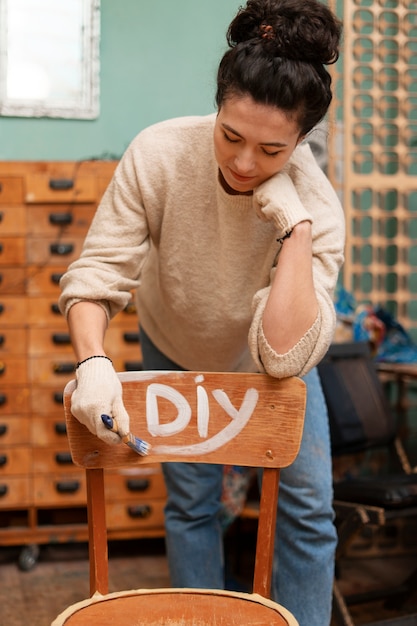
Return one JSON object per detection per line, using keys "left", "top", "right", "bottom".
{"left": 28, "top": 296, "right": 65, "bottom": 325}
{"left": 30, "top": 416, "right": 68, "bottom": 445}
{"left": 0, "top": 206, "right": 26, "bottom": 234}
{"left": 0, "top": 447, "right": 31, "bottom": 475}
{"left": 0, "top": 268, "right": 26, "bottom": 295}
{"left": 27, "top": 237, "right": 84, "bottom": 266}
{"left": 105, "top": 467, "right": 166, "bottom": 501}
{"left": 27, "top": 205, "right": 96, "bottom": 236}
{"left": 106, "top": 499, "right": 165, "bottom": 531}
{"left": 105, "top": 326, "right": 141, "bottom": 356}
{"left": 29, "top": 355, "right": 75, "bottom": 385}
{"left": 0, "top": 296, "right": 27, "bottom": 325}
{"left": 29, "top": 328, "right": 73, "bottom": 355}
{"left": 0, "top": 327, "right": 28, "bottom": 355}
{"left": 0, "top": 237, "right": 25, "bottom": 265}
{"left": 32, "top": 447, "right": 74, "bottom": 473}
{"left": 111, "top": 355, "right": 144, "bottom": 373}
{"left": 29, "top": 351, "right": 142, "bottom": 375}
{"left": 33, "top": 472, "right": 86, "bottom": 505}
{"left": 31, "top": 386, "right": 64, "bottom": 416}
{"left": 0, "top": 417, "right": 30, "bottom": 445}
{"left": 27, "top": 266, "right": 67, "bottom": 296}
{"left": 25, "top": 174, "right": 97, "bottom": 204}
{"left": 0, "top": 357, "right": 28, "bottom": 384}
{"left": 29, "top": 328, "right": 141, "bottom": 357}
{"left": 0, "top": 387, "right": 30, "bottom": 416}
{"left": 0, "top": 476, "right": 31, "bottom": 507}
{"left": 97, "top": 167, "right": 117, "bottom": 199}
{"left": 0, "top": 177, "right": 24, "bottom": 205}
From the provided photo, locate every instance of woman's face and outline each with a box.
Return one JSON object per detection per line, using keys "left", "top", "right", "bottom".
{"left": 213, "top": 94, "right": 303, "bottom": 194}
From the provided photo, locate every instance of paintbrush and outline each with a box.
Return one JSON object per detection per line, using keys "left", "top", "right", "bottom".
{"left": 101, "top": 414, "right": 151, "bottom": 456}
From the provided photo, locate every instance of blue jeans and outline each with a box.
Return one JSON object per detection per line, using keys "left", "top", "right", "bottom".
{"left": 139, "top": 328, "right": 337, "bottom": 626}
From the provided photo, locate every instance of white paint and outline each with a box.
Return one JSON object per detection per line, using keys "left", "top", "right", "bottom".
{"left": 197, "top": 385, "right": 209, "bottom": 437}
{"left": 146, "top": 383, "right": 191, "bottom": 437}
{"left": 212, "top": 389, "right": 241, "bottom": 419}
{"left": 152, "top": 387, "right": 259, "bottom": 456}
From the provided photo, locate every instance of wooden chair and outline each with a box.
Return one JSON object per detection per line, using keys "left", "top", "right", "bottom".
{"left": 52, "top": 370, "right": 306, "bottom": 626}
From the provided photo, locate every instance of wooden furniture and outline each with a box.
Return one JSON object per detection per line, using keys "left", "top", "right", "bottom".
{"left": 317, "top": 343, "right": 417, "bottom": 626}
{"left": 328, "top": 0, "right": 417, "bottom": 339}
{"left": 52, "top": 371, "right": 306, "bottom": 625}
{"left": 0, "top": 161, "right": 166, "bottom": 569}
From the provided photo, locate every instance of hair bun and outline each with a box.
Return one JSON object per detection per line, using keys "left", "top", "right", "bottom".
{"left": 227, "top": 0, "right": 341, "bottom": 65}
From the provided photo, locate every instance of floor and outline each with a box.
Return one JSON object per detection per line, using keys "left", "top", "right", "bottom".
{"left": 1, "top": 531, "right": 417, "bottom": 626}
{"left": 334, "top": 555, "right": 417, "bottom": 625}
{"left": 0, "top": 539, "right": 170, "bottom": 626}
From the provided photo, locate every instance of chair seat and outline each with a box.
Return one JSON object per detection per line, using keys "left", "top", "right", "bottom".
{"left": 52, "top": 588, "right": 298, "bottom": 625}
{"left": 334, "top": 474, "right": 417, "bottom": 509}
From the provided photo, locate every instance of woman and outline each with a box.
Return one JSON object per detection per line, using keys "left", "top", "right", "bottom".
{"left": 59, "top": 1, "right": 344, "bottom": 624}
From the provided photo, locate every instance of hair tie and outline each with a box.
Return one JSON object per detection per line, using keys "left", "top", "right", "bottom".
{"left": 260, "top": 23, "right": 275, "bottom": 40}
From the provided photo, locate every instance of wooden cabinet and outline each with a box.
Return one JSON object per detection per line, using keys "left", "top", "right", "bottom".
{"left": 0, "top": 161, "right": 166, "bottom": 566}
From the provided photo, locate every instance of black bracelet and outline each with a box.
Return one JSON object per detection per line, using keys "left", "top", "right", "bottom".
{"left": 277, "top": 230, "right": 293, "bottom": 245}
{"left": 75, "top": 355, "right": 113, "bottom": 370}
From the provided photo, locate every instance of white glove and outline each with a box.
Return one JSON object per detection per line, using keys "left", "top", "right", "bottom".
{"left": 71, "top": 357, "right": 130, "bottom": 445}
{"left": 253, "top": 170, "right": 312, "bottom": 238}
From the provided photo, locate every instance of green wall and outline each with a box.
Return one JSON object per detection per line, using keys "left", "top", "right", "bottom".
{"left": 0, "top": 0, "right": 241, "bottom": 161}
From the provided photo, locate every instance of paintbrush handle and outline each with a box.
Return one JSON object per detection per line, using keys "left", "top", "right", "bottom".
{"left": 101, "top": 414, "right": 151, "bottom": 456}
{"left": 101, "top": 413, "right": 118, "bottom": 432}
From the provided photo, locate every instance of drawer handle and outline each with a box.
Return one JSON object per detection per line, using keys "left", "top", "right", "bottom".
{"left": 126, "top": 478, "right": 150, "bottom": 492}
{"left": 55, "top": 452, "right": 73, "bottom": 465}
{"left": 50, "top": 303, "right": 61, "bottom": 315}
{"left": 50, "top": 243, "right": 74, "bottom": 256}
{"left": 0, "top": 211, "right": 3, "bottom": 222}
{"left": 51, "top": 273, "right": 64, "bottom": 285}
{"left": 53, "top": 391, "right": 64, "bottom": 404}
{"left": 49, "top": 213, "right": 73, "bottom": 226}
{"left": 53, "top": 362, "right": 75, "bottom": 374}
{"left": 56, "top": 480, "right": 80, "bottom": 494}
{"left": 52, "top": 333, "right": 71, "bottom": 345}
{"left": 0, "top": 243, "right": 3, "bottom": 254}
{"left": 0, "top": 424, "right": 7, "bottom": 436}
{"left": 0, "top": 394, "right": 6, "bottom": 406}
{"left": 49, "top": 178, "right": 74, "bottom": 191}
{"left": 55, "top": 422, "right": 67, "bottom": 435}
{"left": 0, "top": 454, "right": 8, "bottom": 467}
{"left": 123, "top": 332, "right": 140, "bottom": 344}
{"left": 124, "top": 361, "right": 143, "bottom": 371}
{"left": 0, "top": 334, "right": 4, "bottom": 346}
{"left": 0, "top": 304, "right": 3, "bottom": 315}
{"left": 127, "top": 504, "right": 152, "bottom": 519}
{"left": 0, "top": 484, "right": 8, "bottom": 497}
{"left": 0, "top": 362, "right": 5, "bottom": 375}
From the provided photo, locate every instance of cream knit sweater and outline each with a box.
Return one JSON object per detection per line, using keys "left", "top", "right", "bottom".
{"left": 59, "top": 114, "right": 345, "bottom": 377}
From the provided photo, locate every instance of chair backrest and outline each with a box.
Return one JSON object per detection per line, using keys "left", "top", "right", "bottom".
{"left": 317, "top": 342, "right": 396, "bottom": 456}
{"left": 64, "top": 371, "right": 306, "bottom": 600}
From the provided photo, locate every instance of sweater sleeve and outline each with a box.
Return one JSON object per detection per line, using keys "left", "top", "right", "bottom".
{"left": 248, "top": 143, "right": 345, "bottom": 378}
{"left": 58, "top": 142, "right": 151, "bottom": 320}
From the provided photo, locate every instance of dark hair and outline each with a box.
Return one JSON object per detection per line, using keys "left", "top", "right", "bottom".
{"left": 215, "top": 0, "right": 342, "bottom": 136}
